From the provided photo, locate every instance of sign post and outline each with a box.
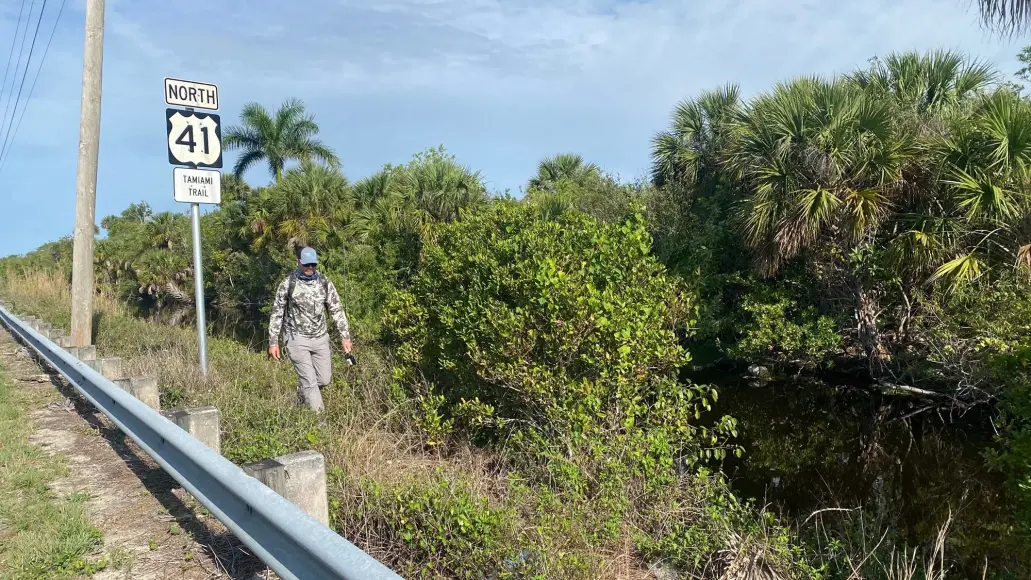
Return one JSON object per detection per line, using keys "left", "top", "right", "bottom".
{"left": 164, "top": 78, "right": 221, "bottom": 376}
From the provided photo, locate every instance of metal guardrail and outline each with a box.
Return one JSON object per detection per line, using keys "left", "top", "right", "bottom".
{"left": 0, "top": 303, "right": 403, "bottom": 580}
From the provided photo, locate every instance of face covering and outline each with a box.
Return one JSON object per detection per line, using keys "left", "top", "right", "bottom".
{"left": 295, "top": 267, "right": 319, "bottom": 282}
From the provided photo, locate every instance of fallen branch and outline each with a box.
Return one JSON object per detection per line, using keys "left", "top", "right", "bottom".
{"left": 802, "top": 507, "right": 856, "bottom": 526}
{"left": 872, "top": 380, "right": 947, "bottom": 398}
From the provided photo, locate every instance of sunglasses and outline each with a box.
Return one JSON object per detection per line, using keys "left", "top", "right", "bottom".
{"left": 301, "top": 263, "right": 317, "bottom": 268}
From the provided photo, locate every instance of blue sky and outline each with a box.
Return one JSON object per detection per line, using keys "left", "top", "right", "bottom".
{"left": 0, "top": 0, "right": 1025, "bottom": 256}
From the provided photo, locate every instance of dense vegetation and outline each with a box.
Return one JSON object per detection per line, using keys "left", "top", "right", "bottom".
{"left": 4, "top": 48, "right": 1031, "bottom": 578}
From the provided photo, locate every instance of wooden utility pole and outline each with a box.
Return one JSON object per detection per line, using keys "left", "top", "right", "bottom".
{"left": 69, "top": 0, "right": 105, "bottom": 347}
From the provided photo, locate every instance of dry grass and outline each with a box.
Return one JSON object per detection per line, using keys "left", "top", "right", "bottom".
{"left": 0, "top": 271, "right": 434, "bottom": 472}
{"left": 801, "top": 506, "right": 966, "bottom": 580}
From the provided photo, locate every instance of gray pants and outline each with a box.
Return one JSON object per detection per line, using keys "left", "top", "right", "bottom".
{"left": 285, "top": 333, "right": 332, "bottom": 412}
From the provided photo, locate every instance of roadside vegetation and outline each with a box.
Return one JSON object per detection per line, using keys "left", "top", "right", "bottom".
{"left": 5, "top": 46, "right": 1031, "bottom": 578}
{"left": 0, "top": 360, "right": 105, "bottom": 578}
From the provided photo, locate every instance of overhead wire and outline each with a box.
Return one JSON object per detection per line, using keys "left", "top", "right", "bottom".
{"left": 0, "top": 0, "right": 53, "bottom": 169}
{"left": 0, "top": 0, "right": 38, "bottom": 150}
{"left": 0, "top": 0, "right": 30, "bottom": 127}
{"left": 0, "top": 0, "right": 67, "bottom": 175}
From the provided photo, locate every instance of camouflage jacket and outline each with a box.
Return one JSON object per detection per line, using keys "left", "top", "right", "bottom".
{"left": 268, "top": 273, "right": 351, "bottom": 346}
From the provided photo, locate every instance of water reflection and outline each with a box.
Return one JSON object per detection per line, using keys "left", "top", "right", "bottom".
{"left": 703, "top": 373, "right": 1024, "bottom": 575}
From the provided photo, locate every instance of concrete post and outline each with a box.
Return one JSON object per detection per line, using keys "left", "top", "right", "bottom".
{"left": 86, "top": 357, "right": 126, "bottom": 381}
{"left": 114, "top": 376, "right": 160, "bottom": 410}
{"left": 55, "top": 336, "right": 73, "bottom": 348}
{"left": 161, "top": 406, "right": 220, "bottom": 453}
{"left": 66, "top": 345, "right": 97, "bottom": 361}
{"left": 70, "top": 0, "right": 106, "bottom": 348}
{"left": 243, "top": 451, "right": 329, "bottom": 526}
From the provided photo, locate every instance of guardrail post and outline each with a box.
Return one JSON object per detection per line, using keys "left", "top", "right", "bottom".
{"left": 1, "top": 303, "right": 405, "bottom": 578}
{"left": 114, "top": 376, "right": 161, "bottom": 410}
{"left": 66, "top": 345, "right": 98, "bottom": 361}
{"left": 86, "top": 357, "right": 127, "bottom": 381}
{"left": 161, "top": 406, "right": 220, "bottom": 453}
{"left": 243, "top": 451, "right": 330, "bottom": 526}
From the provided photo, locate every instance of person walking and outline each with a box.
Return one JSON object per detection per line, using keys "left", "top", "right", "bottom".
{"left": 267, "top": 247, "right": 353, "bottom": 412}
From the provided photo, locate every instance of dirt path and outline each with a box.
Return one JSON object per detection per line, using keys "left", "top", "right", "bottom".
{"left": 0, "top": 327, "right": 274, "bottom": 579}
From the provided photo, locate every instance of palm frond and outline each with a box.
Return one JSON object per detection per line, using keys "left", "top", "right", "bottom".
{"left": 844, "top": 188, "right": 891, "bottom": 240}
{"left": 927, "top": 252, "right": 985, "bottom": 291}
{"left": 232, "top": 150, "right": 266, "bottom": 179}
{"left": 239, "top": 103, "right": 274, "bottom": 135}
{"left": 946, "top": 167, "right": 1016, "bottom": 220}
{"left": 222, "top": 126, "right": 262, "bottom": 151}
{"left": 977, "top": 0, "right": 1031, "bottom": 34}
{"left": 979, "top": 90, "right": 1031, "bottom": 177}
{"left": 768, "top": 188, "right": 833, "bottom": 261}
{"left": 1016, "top": 242, "right": 1031, "bottom": 272}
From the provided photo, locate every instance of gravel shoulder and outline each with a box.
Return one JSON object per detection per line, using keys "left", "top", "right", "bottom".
{"left": 0, "top": 327, "right": 272, "bottom": 579}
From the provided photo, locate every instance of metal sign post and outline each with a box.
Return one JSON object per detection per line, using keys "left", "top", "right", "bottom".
{"left": 190, "top": 203, "right": 208, "bottom": 375}
{"left": 164, "top": 78, "right": 221, "bottom": 377}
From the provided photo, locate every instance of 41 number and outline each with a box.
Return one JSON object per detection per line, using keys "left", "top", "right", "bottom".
{"left": 175, "top": 124, "right": 211, "bottom": 154}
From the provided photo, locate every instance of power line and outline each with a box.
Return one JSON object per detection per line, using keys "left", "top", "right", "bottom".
{"left": 0, "top": 0, "right": 49, "bottom": 167}
{"left": 0, "top": 0, "right": 30, "bottom": 119}
{"left": 0, "top": 0, "right": 46, "bottom": 160}
{"left": 0, "top": 0, "right": 67, "bottom": 174}
{"left": 0, "top": 0, "right": 37, "bottom": 150}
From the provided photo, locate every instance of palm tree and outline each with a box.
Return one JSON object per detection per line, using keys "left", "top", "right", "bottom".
{"left": 243, "top": 162, "right": 352, "bottom": 252}
{"left": 223, "top": 98, "right": 339, "bottom": 182}
{"left": 847, "top": 50, "right": 996, "bottom": 115}
{"left": 719, "top": 50, "right": 1028, "bottom": 368}
{"left": 527, "top": 153, "right": 601, "bottom": 192}
{"left": 650, "top": 84, "right": 740, "bottom": 190}
{"left": 147, "top": 212, "right": 187, "bottom": 251}
{"left": 919, "top": 89, "right": 1031, "bottom": 289}
{"left": 352, "top": 168, "right": 397, "bottom": 208}
{"left": 724, "top": 78, "right": 910, "bottom": 276}
{"left": 398, "top": 150, "right": 487, "bottom": 222}
{"left": 844, "top": 50, "right": 1030, "bottom": 293}
{"left": 342, "top": 148, "right": 486, "bottom": 282}
{"left": 273, "top": 161, "right": 353, "bottom": 251}
{"left": 716, "top": 77, "right": 915, "bottom": 370}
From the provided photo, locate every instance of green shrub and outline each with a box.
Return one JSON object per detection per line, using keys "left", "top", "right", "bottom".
{"left": 386, "top": 202, "right": 737, "bottom": 479}
{"left": 728, "top": 282, "right": 842, "bottom": 368}
{"left": 348, "top": 471, "right": 519, "bottom": 579}
{"left": 378, "top": 202, "right": 806, "bottom": 575}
